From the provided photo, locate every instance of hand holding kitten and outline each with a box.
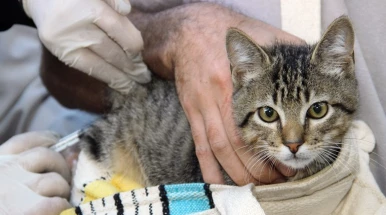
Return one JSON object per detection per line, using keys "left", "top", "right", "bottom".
{"left": 130, "top": 3, "right": 302, "bottom": 185}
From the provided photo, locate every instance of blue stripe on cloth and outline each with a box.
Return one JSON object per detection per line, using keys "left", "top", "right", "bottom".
{"left": 164, "top": 183, "right": 211, "bottom": 215}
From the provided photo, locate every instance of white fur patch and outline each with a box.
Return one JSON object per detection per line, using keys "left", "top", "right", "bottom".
{"left": 329, "top": 33, "right": 347, "bottom": 55}
{"left": 71, "top": 151, "right": 111, "bottom": 205}
{"left": 327, "top": 68, "right": 342, "bottom": 75}
{"left": 275, "top": 144, "right": 316, "bottom": 169}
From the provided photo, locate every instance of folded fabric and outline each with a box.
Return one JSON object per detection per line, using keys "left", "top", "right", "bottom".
{"left": 67, "top": 121, "right": 386, "bottom": 215}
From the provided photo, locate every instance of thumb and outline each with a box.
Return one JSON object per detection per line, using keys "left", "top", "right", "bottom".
{"left": 103, "top": 0, "right": 132, "bottom": 15}
{"left": 30, "top": 197, "right": 71, "bottom": 215}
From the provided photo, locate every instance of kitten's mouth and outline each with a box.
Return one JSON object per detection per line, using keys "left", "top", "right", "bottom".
{"left": 289, "top": 155, "right": 306, "bottom": 160}
{"left": 286, "top": 157, "right": 310, "bottom": 165}
{"left": 280, "top": 155, "right": 312, "bottom": 169}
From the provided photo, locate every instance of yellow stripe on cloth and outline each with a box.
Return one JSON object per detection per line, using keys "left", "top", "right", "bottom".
{"left": 61, "top": 208, "right": 76, "bottom": 215}
{"left": 61, "top": 174, "right": 143, "bottom": 215}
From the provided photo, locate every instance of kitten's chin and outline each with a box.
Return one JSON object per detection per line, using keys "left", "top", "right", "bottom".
{"left": 272, "top": 156, "right": 313, "bottom": 174}
{"left": 274, "top": 153, "right": 314, "bottom": 170}
{"left": 280, "top": 157, "right": 313, "bottom": 170}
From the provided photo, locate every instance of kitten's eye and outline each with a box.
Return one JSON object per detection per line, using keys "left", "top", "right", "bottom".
{"left": 307, "top": 102, "right": 328, "bottom": 119}
{"left": 258, "top": 106, "right": 279, "bottom": 123}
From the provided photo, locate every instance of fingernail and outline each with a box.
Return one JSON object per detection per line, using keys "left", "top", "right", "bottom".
{"left": 116, "top": 0, "right": 132, "bottom": 15}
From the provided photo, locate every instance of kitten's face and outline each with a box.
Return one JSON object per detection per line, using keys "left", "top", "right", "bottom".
{"left": 226, "top": 16, "right": 358, "bottom": 171}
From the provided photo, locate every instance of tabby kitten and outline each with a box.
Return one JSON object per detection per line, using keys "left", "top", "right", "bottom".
{"left": 81, "top": 16, "right": 358, "bottom": 185}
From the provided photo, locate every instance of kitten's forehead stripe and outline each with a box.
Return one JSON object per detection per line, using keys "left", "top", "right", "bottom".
{"left": 271, "top": 64, "right": 281, "bottom": 105}
{"left": 269, "top": 44, "right": 312, "bottom": 104}
{"left": 272, "top": 90, "right": 278, "bottom": 105}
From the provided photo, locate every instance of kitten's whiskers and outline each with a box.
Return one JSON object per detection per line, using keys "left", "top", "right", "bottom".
{"left": 243, "top": 148, "right": 269, "bottom": 185}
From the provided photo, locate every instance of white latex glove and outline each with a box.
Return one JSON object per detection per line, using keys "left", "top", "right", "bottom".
{"left": 23, "top": 0, "right": 151, "bottom": 93}
{"left": 0, "top": 131, "right": 71, "bottom": 215}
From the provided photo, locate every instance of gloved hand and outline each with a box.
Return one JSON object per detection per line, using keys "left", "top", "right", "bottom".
{"left": 0, "top": 131, "right": 71, "bottom": 215}
{"left": 23, "top": 0, "right": 151, "bottom": 94}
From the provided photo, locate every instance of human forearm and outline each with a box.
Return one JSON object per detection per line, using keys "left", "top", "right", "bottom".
{"left": 129, "top": 2, "right": 302, "bottom": 79}
{"left": 129, "top": 3, "right": 241, "bottom": 79}
{"left": 40, "top": 47, "right": 110, "bottom": 114}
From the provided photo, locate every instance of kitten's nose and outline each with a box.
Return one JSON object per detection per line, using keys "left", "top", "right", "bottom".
{"left": 284, "top": 142, "right": 303, "bottom": 154}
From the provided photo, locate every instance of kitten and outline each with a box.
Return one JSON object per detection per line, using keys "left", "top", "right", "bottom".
{"left": 80, "top": 16, "right": 358, "bottom": 186}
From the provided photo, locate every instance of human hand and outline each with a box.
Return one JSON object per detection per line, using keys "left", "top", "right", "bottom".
{"left": 23, "top": 0, "right": 151, "bottom": 93}
{"left": 0, "top": 131, "right": 71, "bottom": 215}
{"left": 131, "top": 3, "right": 303, "bottom": 185}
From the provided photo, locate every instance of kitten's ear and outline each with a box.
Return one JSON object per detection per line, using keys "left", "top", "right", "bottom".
{"left": 311, "top": 16, "right": 355, "bottom": 74}
{"left": 226, "top": 28, "right": 270, "bottom": 89}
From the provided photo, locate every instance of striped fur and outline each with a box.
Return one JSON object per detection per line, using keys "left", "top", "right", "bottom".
{"left": 81, "top": 16, "right": 358, "bottom": 184}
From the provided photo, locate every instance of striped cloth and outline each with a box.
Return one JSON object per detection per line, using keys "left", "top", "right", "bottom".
{"left": 67, "top": 150, "right": 264, "bottom": 215}
{"left": 65, "top": 183, "right": 216, "bottom": 215}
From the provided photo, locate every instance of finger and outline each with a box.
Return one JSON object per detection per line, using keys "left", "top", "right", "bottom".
{"left": 60, "top": 146, "right": 80, "bottom": 170}
{"left": 0, "top": 131, "right": 59, "bottom": 155}
{"left": 213, "top": 75, "right": 286, "bottom": 184}
{"left": 17, "top": 147, "right": 71, "bottom": 182}
{"left": 263, "top": 25, "right": 305, "bottom": 45}
{"left": 238, "top": 20, "right": 304, "bottom": 45}
{"left": 0, "top": 177, "right": 69, "bottom": 215}
{"left": 103, "top": 0, "right": 132, "bottom": 15}
{"left": 27, "top": 172, "right": 70, "bottom": 198}
{"left": 95, "top": 6, "right": 144, "bottom": 54}
{"left": 201, "top": 104, "right": 257, "bottom": 185}
{"left": 186, "top": 106, "right": 224, "bottom": 184}
{"left": 93, "top": 7, "right": 151, "bottom": 84}
{"left": 128, "top": 54, "right": 151, "bottom": 81}
{"left": 220, "top": 104, "right": 285, "bottom": 184}
{"left": 30, "top": 197, "right": 71, "bottom": 215}
{"left": 89, "top": 34, "right": 150, "bottom": 83}
{"left": 86, "top": 25, "right": 137, "bottom": 73}
{"left": 62, "top": 48, "right": 142, "bottom": 93}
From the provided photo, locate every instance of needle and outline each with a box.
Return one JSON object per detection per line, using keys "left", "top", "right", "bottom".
{"left": 50, "top": 129, "right": 85, "bottom": 152}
